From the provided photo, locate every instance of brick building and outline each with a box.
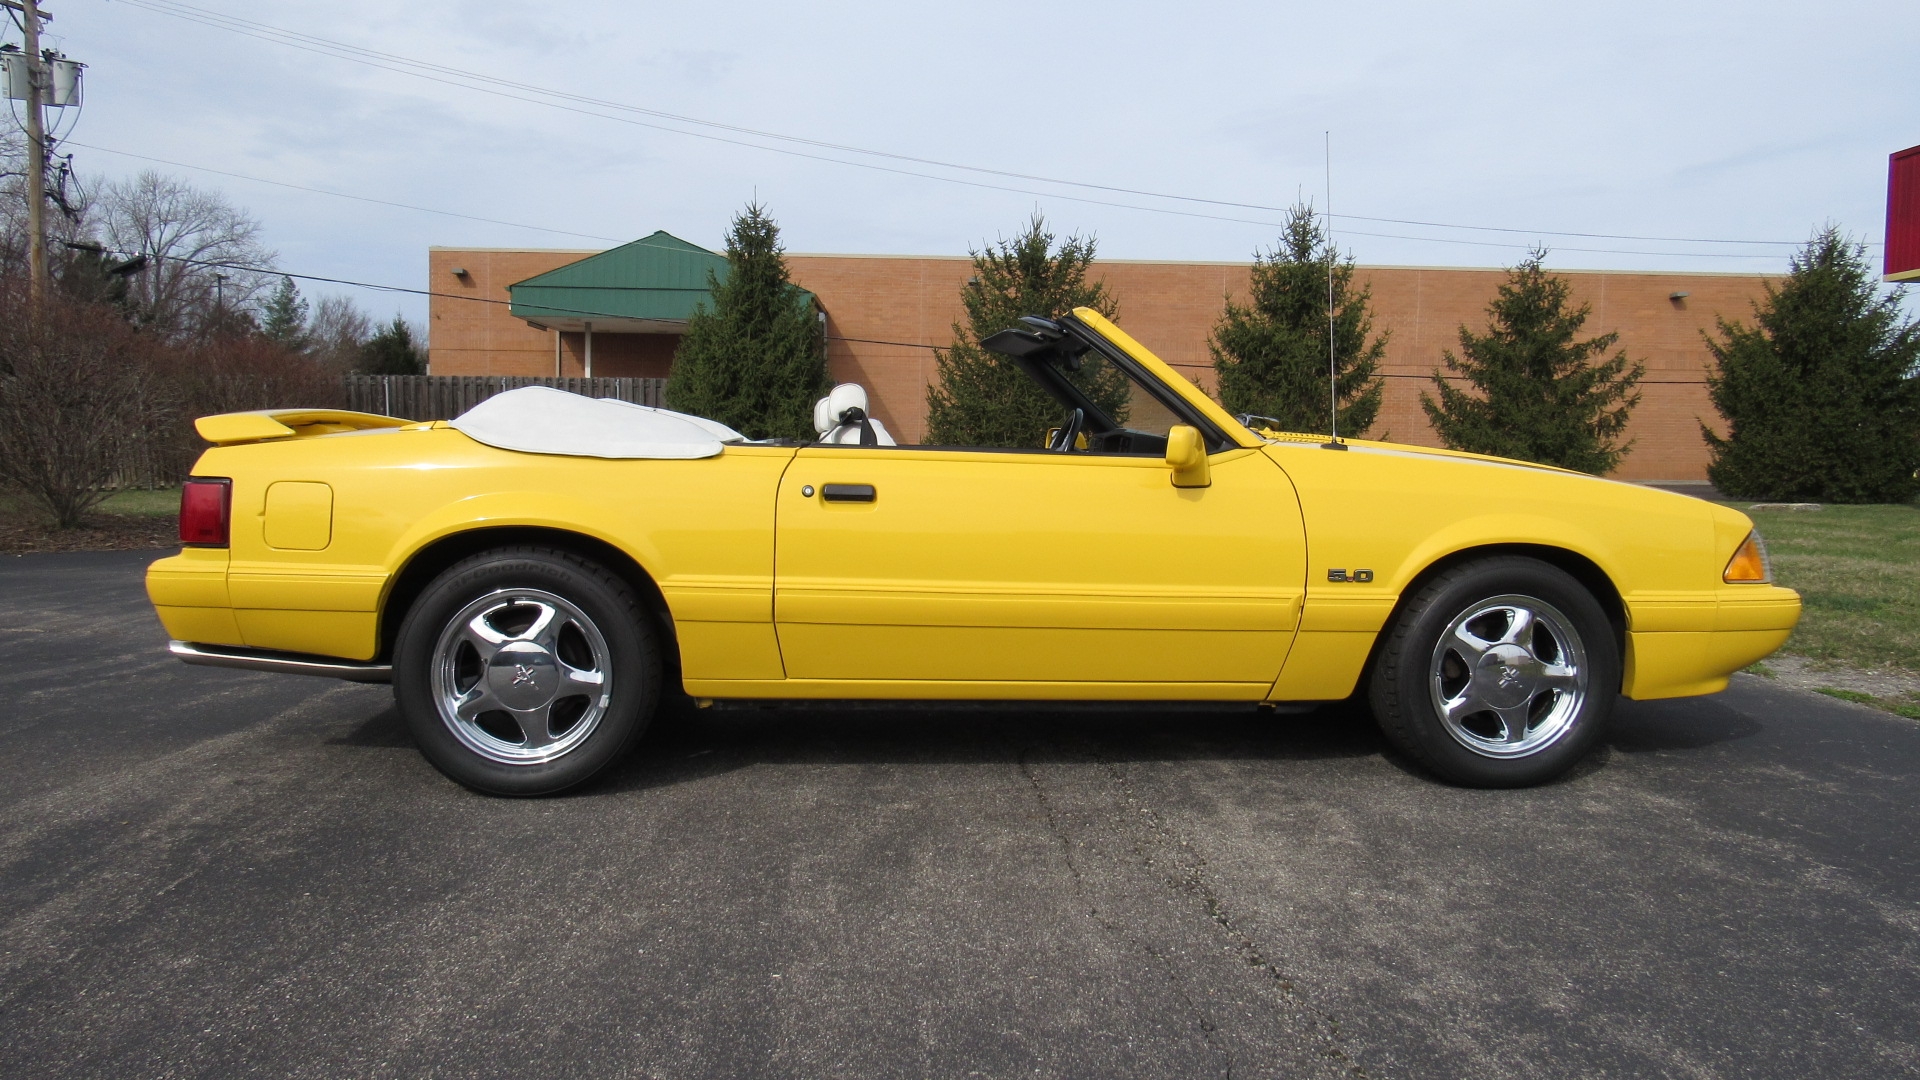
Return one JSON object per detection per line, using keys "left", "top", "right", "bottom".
{"left": 427, "top": 234, "right": 1779, "bottom": 482}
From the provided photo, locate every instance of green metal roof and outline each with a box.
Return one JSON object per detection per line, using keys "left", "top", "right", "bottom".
{"left": 507, "top": 230, "right": 813, "bottom": 332}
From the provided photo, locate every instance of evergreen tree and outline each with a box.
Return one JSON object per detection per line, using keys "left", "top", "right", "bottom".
{"left": 261, "top": 276, "right": 310, "bottom": 351}
{"left": 663, "top": 203, "right": 828, "bottom": 440}
{"left": 1210, "top": 204, "right": 1385, "bottom": 435}
{"left": 196, "top": 302, "right": 261, "bottom": 342}
{"left": 925, "top": 215, "right": 1127, "bottom": 448}
{"left": 1702, "top": 228, "right": 1920, "bottom": 502}
{"left": 1422, "top": 250, "right": 1644, "bottom": 473}
{"left": 359, "top": 315, "right": 427, "bottom": 375}
{"left": 52, "top": 243, "right": 137, "bottom": 313}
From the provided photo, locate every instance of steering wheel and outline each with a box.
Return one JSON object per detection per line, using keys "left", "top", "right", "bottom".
{"left": 1049, "top": 407, "right": 1085, "bottom": 452}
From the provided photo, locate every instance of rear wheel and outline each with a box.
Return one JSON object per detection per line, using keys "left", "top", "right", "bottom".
{"left": 394, "top": 547, "right": 659, "bottom": 795}
{"left": 1368, "top": 557, "right": 1618, "bottom": 787}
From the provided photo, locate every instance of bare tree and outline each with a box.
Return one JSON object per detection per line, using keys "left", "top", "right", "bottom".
{"left": 307, "top": 292, "right": 374, "bottom": 373}
{"left": 97, "top": 170, "right": 277, "bottom": 336}
{"left": 0, "top": 291, "right": 160, "bottom": 527}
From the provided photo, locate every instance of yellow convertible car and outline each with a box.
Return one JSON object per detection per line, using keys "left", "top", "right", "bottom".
{"left": 147, "top": 309, "right": 1799, "bottom": 794}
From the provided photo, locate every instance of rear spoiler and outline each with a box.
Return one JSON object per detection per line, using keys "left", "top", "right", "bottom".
{"left": 194, "top": 408, "right": 413, "bottom": 446}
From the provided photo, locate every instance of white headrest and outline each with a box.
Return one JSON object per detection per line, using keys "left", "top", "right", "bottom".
{"left": 826, "top": 383, "right": 869, "bottom": 421}
{"left": 813, "top": 395, "right": 834, "bottom": 435}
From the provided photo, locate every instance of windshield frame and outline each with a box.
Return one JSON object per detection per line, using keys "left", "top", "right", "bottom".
{"left": 983, "top": 314, "right": 1236, "bottom": 453}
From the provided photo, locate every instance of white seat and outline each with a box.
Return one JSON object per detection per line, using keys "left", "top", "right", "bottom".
{"left": 813, "top": 383, "right": 895, "bottom": 446}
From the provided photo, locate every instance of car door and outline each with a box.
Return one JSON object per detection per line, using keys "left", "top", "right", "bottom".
{"left": 772, "top": 443, "right": 1308, "bottom": 695}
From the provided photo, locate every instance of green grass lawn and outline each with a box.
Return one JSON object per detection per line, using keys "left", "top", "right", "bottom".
{"left": 0, "top": 487, "right": 181, "bottom": 553}
{"left": 0, "top": 486, "right": 180, "bottom": 522}
{"left": 1735, "top": 501, "right": 1920, "bottom": 673}
{"left": 94, "top": 487, "right": 182, "bottom": 518}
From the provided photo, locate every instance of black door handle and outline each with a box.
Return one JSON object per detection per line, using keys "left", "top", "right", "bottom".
{"left": 821, "top": 483, "right": 876, "bottom": 503}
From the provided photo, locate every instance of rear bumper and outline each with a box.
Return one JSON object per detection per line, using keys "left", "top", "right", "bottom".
{"left": 169, "top": 640, "right": 393, "bottom": 683}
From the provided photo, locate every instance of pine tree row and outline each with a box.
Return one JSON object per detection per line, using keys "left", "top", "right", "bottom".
{"left": 665, "top": 201, "right": 1919, "bottom": 503}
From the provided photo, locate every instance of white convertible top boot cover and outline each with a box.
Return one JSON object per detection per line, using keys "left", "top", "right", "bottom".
{"left": 449, "top": 386, "right": 745, "bottom": 459}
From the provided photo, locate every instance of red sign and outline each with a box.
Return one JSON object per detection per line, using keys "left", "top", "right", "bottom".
{"left": 1891, "top": 145, "right": 1920, "bottom": 282}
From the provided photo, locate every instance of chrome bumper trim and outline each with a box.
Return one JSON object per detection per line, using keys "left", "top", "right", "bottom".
{"left": 168, "top": 640, "right": 393, "bottom": 683}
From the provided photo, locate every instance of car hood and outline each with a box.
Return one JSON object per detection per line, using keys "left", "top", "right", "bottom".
{"left": 1252, "top": 429, "right": 1588, "bottom": 476}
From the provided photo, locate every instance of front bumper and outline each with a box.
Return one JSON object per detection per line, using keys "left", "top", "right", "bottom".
{"left": 1623, "top": 585, "right": 1801, "bottom": 700}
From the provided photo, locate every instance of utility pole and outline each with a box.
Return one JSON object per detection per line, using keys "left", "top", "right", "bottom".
{"left": 20, "top": 0, "right": 48, "bottom": 306}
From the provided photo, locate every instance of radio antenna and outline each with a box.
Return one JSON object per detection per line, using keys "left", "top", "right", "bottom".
{"left": 1322, "top": 130, "right": 1346, "bottom": 450}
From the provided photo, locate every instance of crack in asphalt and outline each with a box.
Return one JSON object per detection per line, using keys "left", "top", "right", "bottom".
{"left": 1097, "top": 757, "right": 1371, "bottom": 1080}
{"left": 1015, "top": 737, "right": 1370, "bottom": 1079}
{"left": 1013, "top": 745, "right": 1238, "bottom": 1079}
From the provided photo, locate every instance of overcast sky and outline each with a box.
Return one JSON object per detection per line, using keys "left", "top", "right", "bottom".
{"left": 25, "top": 0, "right": 1920, "bottom": 327}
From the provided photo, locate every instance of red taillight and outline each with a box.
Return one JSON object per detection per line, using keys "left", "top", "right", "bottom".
{"left": 180, "top": 478, "right": 232, "bottom": 547}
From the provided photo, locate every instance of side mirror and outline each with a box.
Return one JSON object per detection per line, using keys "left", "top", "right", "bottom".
{"left": 1165, "top": 425, "right": 1211, "bottom": 488}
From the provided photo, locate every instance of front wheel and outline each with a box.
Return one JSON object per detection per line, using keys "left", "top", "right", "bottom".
{"left": 1367, "top": 557, "right": 1619, "bottom": 787}
{"left": 394, "top": 547, "right": 660, "bottom": 795}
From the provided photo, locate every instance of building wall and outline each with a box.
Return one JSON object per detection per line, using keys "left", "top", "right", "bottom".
{"left": 429, "top": 246, "right": 1777, "bottom": 481}
{"left": 429, "top": 248, "right": 595, "bottom": 376}
{"left": 558, "top": 330, "right": 678, "bottom": 379}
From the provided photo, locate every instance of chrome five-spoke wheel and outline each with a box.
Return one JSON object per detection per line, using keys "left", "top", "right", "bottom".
{"left": 431, "top": 588, "right": 613, "bottom": 765}
{"left": 1429, "top": 595, "right": 1588, "bottom": 758}
{"left": 1368, "top": 556, "right": 1619, "bottom": 788}
{"left": 395, "top": 547, "right": 660, "bottom": 795}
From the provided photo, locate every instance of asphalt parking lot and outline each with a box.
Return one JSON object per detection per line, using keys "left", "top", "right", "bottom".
{"left": 4, "top": 550, "right": 1918, "bottom": 1079}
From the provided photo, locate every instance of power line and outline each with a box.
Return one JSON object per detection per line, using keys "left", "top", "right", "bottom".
{"left": 65, "top": 133, "right": 1797, "bottom": 263}
{"left": 108, "top": 0, "right": 1851, "bottom": 257}
{"left": 66, "top": 141, "right": 626, "bottom": 243}
{"left": 67, "top": 136, "right": 1794, "bottom": 264}
{"left": 131, "top": 0, "right": 1866, "bottom": 250}
{"left": 102, "top": 1, "right": 1313, "bottom": 237}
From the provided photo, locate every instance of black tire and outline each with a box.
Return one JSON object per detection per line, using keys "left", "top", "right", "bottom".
{"left": 1367, "top": 556, "right": 1618, "bottom": 788}
{"left": 393, "top": 546, "right": 660, "bottom": 795}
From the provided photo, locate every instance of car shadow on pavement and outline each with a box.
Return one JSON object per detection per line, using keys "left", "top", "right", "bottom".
{"left": 329, "top": 707, "right": 416, "bottom": 748}
{"left": 1607, "top": 695, "right": 1764, "bottom": 753}
{"left": 586, "top": 699, "right": 1389, "bottom": 797}
{"left": 321, "top": 692, "right": 1769, "bottom": 797}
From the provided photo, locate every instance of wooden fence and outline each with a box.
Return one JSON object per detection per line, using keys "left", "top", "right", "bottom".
{"left": 345, "top": 375, "right": 668, "bottom": 421}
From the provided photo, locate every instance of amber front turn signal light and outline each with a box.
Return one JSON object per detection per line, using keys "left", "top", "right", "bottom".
{"left": 1723, "top": 531, "right": 1772, "bottom": 583}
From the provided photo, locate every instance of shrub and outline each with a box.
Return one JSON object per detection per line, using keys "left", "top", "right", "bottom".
{"left": 1210, "top": 203, "right": 1385, "bottom": 436}
{"left": 925, "top": 214, "right": 1127, "bottom": 448}
{"left": 1421, "top": 250, "right": 1644, "bottom": 474}
{"left": 1702, "top": 228, "right": 1920, "bottom": 503}
{"left": 151, "top": 329, "right": 344, "bottom": 480}
{"left": 358, "top": 315, "right": 427, "bottom": 375}
{"left": 0, "top": 294, "right": 162, "bottom": 527}
{"left": 664, "top": 203, "right": 827, "bottom": 440}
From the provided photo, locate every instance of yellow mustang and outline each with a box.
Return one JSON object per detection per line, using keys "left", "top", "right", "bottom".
{"left": 147, "top": 309, "right": 1799, "bottom": 794}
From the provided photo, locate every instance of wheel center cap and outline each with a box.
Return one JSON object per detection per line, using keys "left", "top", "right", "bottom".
{"left": 1476, "top": 644, "right": 1539, "bottom": 708}
{"left": 488, "top": 640, "right": 559, "bottom": 710}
